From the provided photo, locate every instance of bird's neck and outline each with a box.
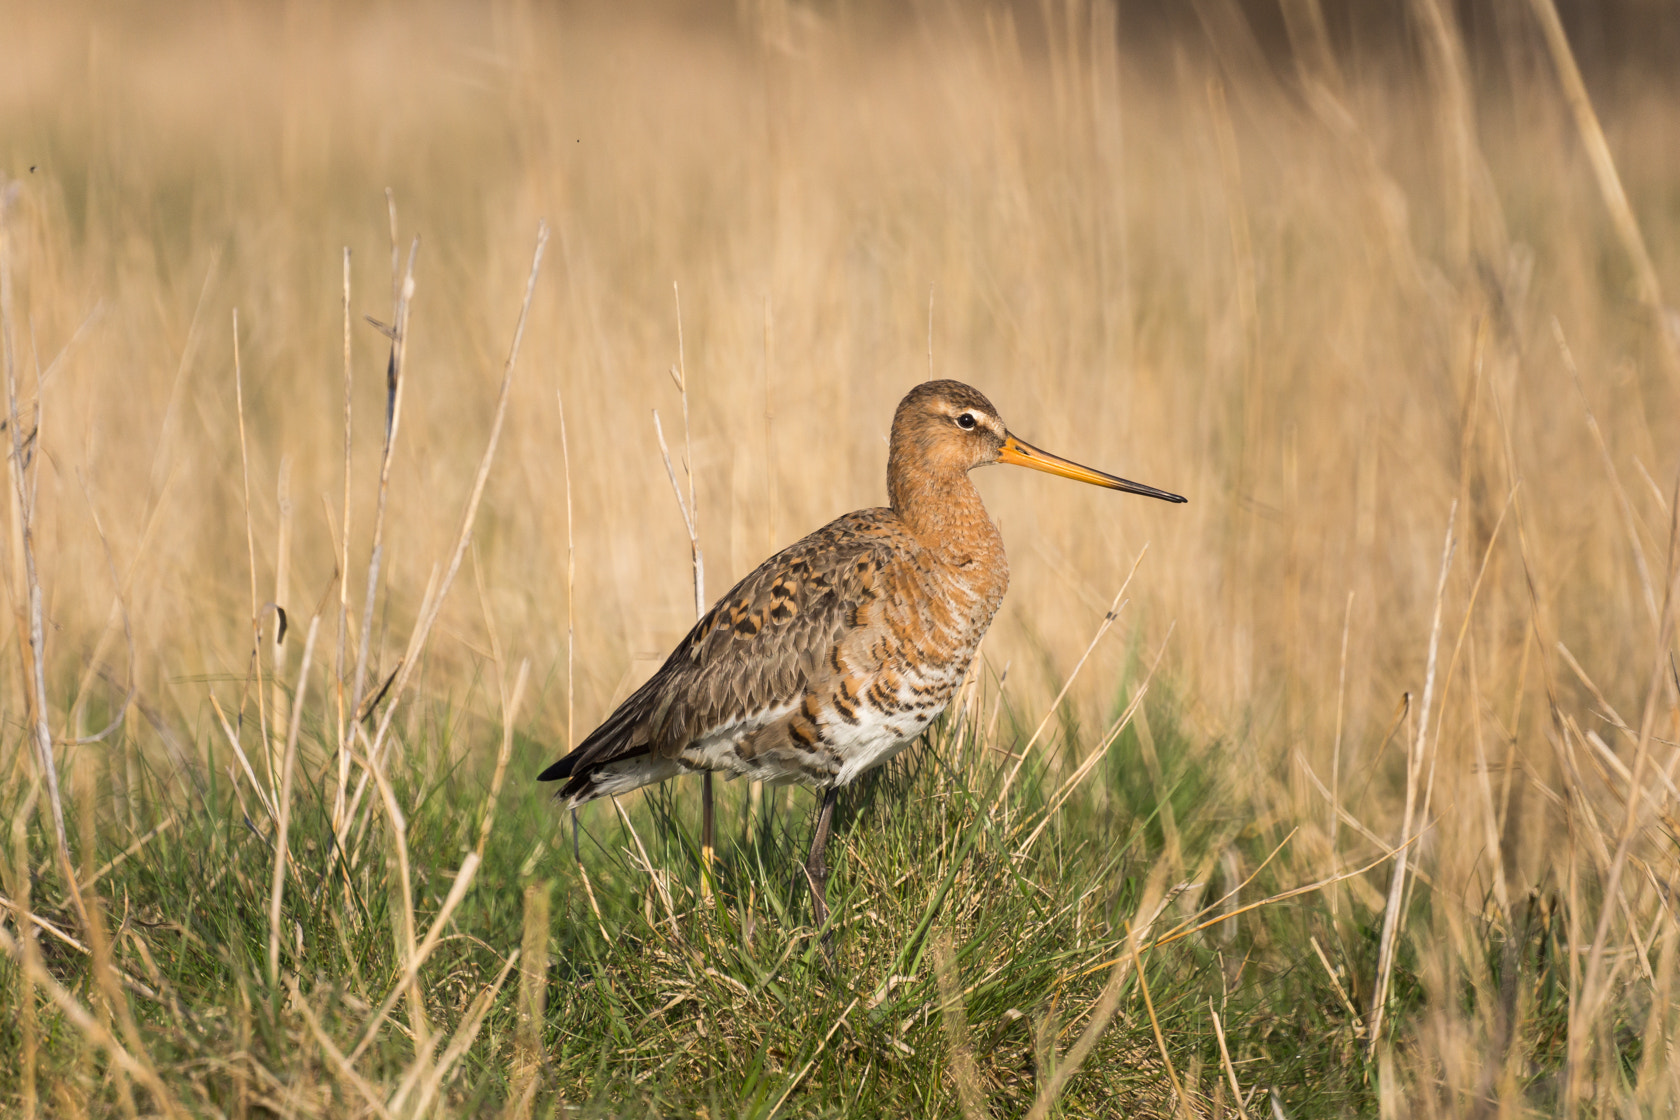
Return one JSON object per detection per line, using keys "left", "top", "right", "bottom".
{"left": 888, "top": 465, "right": 1005, "bottom": 567}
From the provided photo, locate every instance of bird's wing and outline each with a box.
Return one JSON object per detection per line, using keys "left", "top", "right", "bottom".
{"left": 537, "top": 509, "right": 901, "bottom": 785}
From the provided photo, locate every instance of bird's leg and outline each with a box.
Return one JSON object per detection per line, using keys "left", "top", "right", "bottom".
{"left": 805, "top": 787, "right": 840, "bottom": 928}
{"left": 701, "top": 772, "right": 715, "bottom": 886}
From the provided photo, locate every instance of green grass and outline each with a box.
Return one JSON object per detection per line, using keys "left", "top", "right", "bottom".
{"left": 7, "top": 677, "right": 1593, "bottom": 1118}
{"left": 3, "top": 4, "right": 1676, "bottom": 1111}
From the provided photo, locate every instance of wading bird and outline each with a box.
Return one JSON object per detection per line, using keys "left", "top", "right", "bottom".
{"left": 539, "top": 380, "right": 1184, "bottom": 926}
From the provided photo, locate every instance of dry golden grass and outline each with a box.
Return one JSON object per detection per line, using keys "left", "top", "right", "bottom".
{"left": 1, "top": 0, "right": 1678, "bottom": 1114}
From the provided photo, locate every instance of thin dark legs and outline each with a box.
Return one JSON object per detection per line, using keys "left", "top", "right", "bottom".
{"left": 701, "top": 772, "right": 715, "bottom": 879}
{"left": 805, "top": 787, "right": 840, "bottom": 928}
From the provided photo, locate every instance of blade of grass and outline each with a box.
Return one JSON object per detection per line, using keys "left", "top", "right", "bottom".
{"left": 1024, "top": 875, "right": 1165, "bottom": 1120}
{"left": 1134, "top": 926, "right": 1189, "bottom": 1119}
{"left": 1369, "top": 501, "right": 1456, "bottom": 1054}
{"left": 764, "top": 996, "right": 858, "bottom": 1118}
{"left": 267, "top": 614, "right": 319, "bottom": 992}
{"left": 339, "top": 222, "right": 548, "bottom": 837}
{"left": 996, "top": 550, "right": 1146, "bottom": 809}
{"left": 346, "top": 228, "right": 418, "bottom": 773}
{"left": 404, "top": 948, "right": 521, "bottom": 1118}
{"left": 1573, "top": 466, "right": 1680, "bottom": 1100}
{"left": 1017, "top": 621, "right": 1173, "bottom": 856}
{"left": 335, "top": 245, "right": 354, "bottom": 833}
{"left": 0, "top": 923, "right": 182, "bottom": 1117}
{"left": 0, "top": 186, "right": 81, "bottom": 925}
{"left": 1527, "top": 0, "right": 1680, "bottom": 387}
{"left": 1211, "top": 998, "right": 1251, "bottom": 1120}
{"left": 290, "top": 976, "right": 396, "bottom": 1120}
{"left": 933, "top": 931, "right": 987, "bottom": 1120}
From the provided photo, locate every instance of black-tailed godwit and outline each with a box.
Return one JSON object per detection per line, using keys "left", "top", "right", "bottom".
{"left": 539, "top": 380, "right": 1184, "bottom": 925}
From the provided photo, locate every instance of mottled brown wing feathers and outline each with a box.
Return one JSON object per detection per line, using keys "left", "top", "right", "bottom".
{"left": 537, "top": 510, "right": 899, "bottom": 786}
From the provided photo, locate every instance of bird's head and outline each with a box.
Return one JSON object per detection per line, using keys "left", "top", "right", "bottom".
{"left": 887, "top": 379, "right": 1187, "bottom": 505}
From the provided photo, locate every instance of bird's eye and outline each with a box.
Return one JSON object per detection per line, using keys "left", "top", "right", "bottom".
{"left": 956, "top": 413, "right": 977, "bottom": 430}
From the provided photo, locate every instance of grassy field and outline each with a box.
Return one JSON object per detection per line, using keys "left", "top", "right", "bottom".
{"left": 2, "top": 0, "right": 1678, "bottom": 1115}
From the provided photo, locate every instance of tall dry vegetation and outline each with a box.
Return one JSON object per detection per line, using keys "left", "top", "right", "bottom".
{"left": 1, "top": 0, "right": 1678, "bottom": 1113}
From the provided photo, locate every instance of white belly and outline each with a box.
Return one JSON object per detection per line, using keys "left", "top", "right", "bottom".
{"left": 830, "top": 705, "right": 941, "bottom": 785}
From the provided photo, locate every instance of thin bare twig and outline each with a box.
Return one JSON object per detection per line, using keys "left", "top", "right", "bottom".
{"left": 558, "top": 386, "right": 583, "bottom": 860}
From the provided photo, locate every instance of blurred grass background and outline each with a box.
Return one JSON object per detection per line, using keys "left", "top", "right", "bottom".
{"left": 1, "top": 0, "right": 1678, "bottom": 1115}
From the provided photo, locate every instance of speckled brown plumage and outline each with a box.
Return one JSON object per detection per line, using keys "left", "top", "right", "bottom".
{"left": 539, "top": 379, "right": 1185, "bottom": 924}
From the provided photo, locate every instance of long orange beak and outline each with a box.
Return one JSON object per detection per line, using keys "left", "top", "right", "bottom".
{"left": 998, "top": 433, "right": 1186, "bottom": 504}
